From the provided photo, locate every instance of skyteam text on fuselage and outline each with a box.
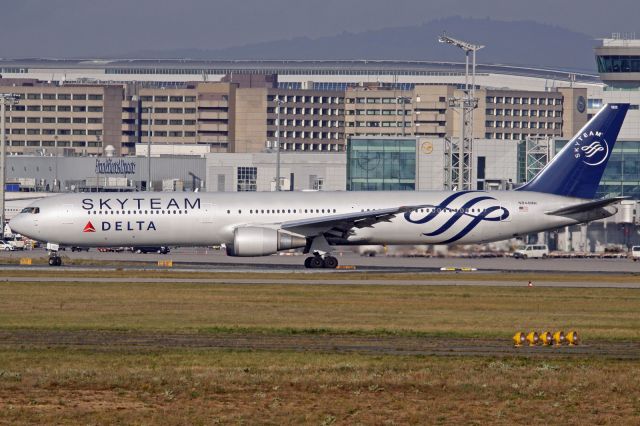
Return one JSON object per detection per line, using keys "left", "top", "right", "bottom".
{"left": 9, "top": 104, "right": 630, "bottom": 268}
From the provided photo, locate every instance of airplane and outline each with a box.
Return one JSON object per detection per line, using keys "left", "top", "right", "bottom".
{"left": 2, "top": 193, "right": 56, "bottom": 237}
{"left": 9, "top": 103, "right": 629, "bottom": 268}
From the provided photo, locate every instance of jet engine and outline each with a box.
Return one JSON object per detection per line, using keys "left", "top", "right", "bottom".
{"left": 225, "top": 227, "right": 307, "bottom": 257}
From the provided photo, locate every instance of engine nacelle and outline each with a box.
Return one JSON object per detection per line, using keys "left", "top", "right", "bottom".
{"left": 226, "top": 227, "right": 307, "bottom": 257}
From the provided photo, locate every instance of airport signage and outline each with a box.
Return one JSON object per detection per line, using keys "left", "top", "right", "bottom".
{"left": 95, "top": 159, "right": 137, "bottom": 175}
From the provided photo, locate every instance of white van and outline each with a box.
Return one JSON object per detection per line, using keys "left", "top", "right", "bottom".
{"left": 631, "top": 246, "right": 640, "bottom": 262}
{"left": 513, "top": 244, "right": 549, "bottom": 259}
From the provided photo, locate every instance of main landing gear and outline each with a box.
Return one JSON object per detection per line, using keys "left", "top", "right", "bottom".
{"left": 304, "top": 253, "right": 339, "bottom": 269}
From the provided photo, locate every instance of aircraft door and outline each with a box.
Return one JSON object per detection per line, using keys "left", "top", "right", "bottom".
{"left": 61, "top": 204, "right": 75, "bottom": 225}
{"left": 499, "top": 201, "right": 512, "bottom": 222}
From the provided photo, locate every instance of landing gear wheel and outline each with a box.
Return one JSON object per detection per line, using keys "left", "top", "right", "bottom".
{"left": 323, "top": 256, "right": 339, "bottom": 269}
{"left": 48, "top": 256, "right": 62, "bottom": 267}
{"left": 308, "top": 256, "right": 324, "bottom": 269}
{"left": 304, "top": 257, "right": 313, "bottom": 268}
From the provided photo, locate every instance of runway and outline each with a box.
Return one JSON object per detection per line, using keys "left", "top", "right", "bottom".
{"left": 2, "top": 247, "right": 640, "bottom": 273}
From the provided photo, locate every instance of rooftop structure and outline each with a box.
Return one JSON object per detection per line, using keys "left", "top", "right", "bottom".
{"left": 0, "top": 58, "right": 601, "bottom": 91}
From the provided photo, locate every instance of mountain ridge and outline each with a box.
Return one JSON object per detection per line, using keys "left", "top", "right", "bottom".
{"left": 118, "top": 17, "right": 598, "bottom": 72}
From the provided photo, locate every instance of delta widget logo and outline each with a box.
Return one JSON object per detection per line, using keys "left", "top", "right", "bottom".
{"left": 83, "top": 221, "right": 96, "bottom": 233}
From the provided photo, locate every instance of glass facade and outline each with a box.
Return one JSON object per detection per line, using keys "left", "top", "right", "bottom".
{"left": 347, "top": 138, "right": 416, "bottom": 191}
{"left": 596, "top": 55, "right": 640, "bottom": 73}
{"left": 555, "top": 140, "right": 640, "bottom": 199}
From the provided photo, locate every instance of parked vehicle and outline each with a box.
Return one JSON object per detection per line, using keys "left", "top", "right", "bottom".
{"left": 3, "top": 237, "right": 25, "bottom": 250}
{"left": 71, "top": 246, "right": 90, "bottom": 252}
{"left": 133, "top": 246, "right": 170, "bottom": 254}
{"left": 513, "top": 244, "right": 549, "bottom": 259}
{"left": 630, "top": 246, "right": 640, "bottom": 261}
{"left": 0, "top": 241, "right": 15, "bottom": 251}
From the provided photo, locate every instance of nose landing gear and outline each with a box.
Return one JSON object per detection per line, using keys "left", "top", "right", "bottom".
{"left": 46, "top": 243, "right": 63, "bottom": 267}
{"left": 48, "top": 255, "right": 62, "bottom": 267}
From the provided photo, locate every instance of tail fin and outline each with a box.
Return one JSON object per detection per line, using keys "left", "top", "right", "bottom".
{"left": 517, "top": 103, "right": 629, "bottom": 199}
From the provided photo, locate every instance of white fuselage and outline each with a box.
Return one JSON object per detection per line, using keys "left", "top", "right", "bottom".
{"left": 9, "top": 190, "right": 609, "bottom": 249}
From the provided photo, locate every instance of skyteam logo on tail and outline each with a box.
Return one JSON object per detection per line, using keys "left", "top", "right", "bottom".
{"left": 573, "top": 130, "right": 609, "bottom": 167}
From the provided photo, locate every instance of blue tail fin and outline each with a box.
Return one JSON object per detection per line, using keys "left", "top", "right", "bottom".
{"left": 517, "top": 103, "right": 629, "bottom": 199}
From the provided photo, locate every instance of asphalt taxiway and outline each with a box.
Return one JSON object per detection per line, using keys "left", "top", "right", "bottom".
{"left": 1, "top": 247, "right": 639, "bottom": 274}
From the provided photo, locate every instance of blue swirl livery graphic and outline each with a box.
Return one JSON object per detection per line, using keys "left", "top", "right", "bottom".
{"left": 403, "top": 191, "right": 510, "bottom": 244}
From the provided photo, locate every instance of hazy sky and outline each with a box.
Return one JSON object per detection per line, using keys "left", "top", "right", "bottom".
{"left": 1, "top": 0, "right": 638, "bottom": 57}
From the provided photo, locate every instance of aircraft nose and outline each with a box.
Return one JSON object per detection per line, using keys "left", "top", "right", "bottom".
{"left": 9, "top": 214, "right": 30, "bottom": 237}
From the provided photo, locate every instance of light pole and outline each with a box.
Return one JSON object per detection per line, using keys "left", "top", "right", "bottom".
{"left": 438, "top": 33, "right": 484, "bottom": 190}
{"left": 1, "top": 93, "right": 19, "bottom": 236}
{"left": 274, "top": 96, "right": 285, "bottom": 191}
{"left": 54, "top": 135, "right": 59, "bottom": 192}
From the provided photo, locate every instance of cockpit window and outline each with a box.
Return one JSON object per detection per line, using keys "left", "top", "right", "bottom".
{"left": 20, "top": 207, "right": 40, "bottom": 214}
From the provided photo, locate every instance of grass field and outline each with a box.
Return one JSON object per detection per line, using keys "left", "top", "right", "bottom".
{"left": 1, "top": 275, "right": 639, "bottom": 339}
{"left": 1, "top": 271, "right": 639, "bottom": 424}
{"left": 1, "top": 349, "right": 639, "bottom": 425}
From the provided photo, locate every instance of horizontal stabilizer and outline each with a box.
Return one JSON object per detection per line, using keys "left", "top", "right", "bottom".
{"left": 544, "top": 197, "right": 629, "bottom": 216}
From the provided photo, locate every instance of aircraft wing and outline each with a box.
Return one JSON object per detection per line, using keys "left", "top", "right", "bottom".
{"left": 544, "top": 196, "right": 629, "bottom": 216}
{"left": 279, "top": 205, "right": 423, "bottom": 238}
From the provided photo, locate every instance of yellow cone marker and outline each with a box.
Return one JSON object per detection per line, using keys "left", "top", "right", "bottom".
{"left": 553, "top": 330, "right": 566, "bottom": 346}
{"left": 539, "top": 331, "right": 553, "bottom": 346}
{"left": 513, "top": 331, "right": 526, "bottom": 347}
{"left": 526, "top": 331, "right": 540, "bottom": 346}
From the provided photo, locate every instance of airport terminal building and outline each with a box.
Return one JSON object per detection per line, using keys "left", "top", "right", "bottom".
{"left": 2, "top": 45, "right": 640, "bottom": 249}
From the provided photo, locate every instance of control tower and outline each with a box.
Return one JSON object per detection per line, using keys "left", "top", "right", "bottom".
{"left": 595, "top": 33, "right": 640, "bottom": 88}
{"left": 594, "top": 34, "right": 640, "bottom": 139}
